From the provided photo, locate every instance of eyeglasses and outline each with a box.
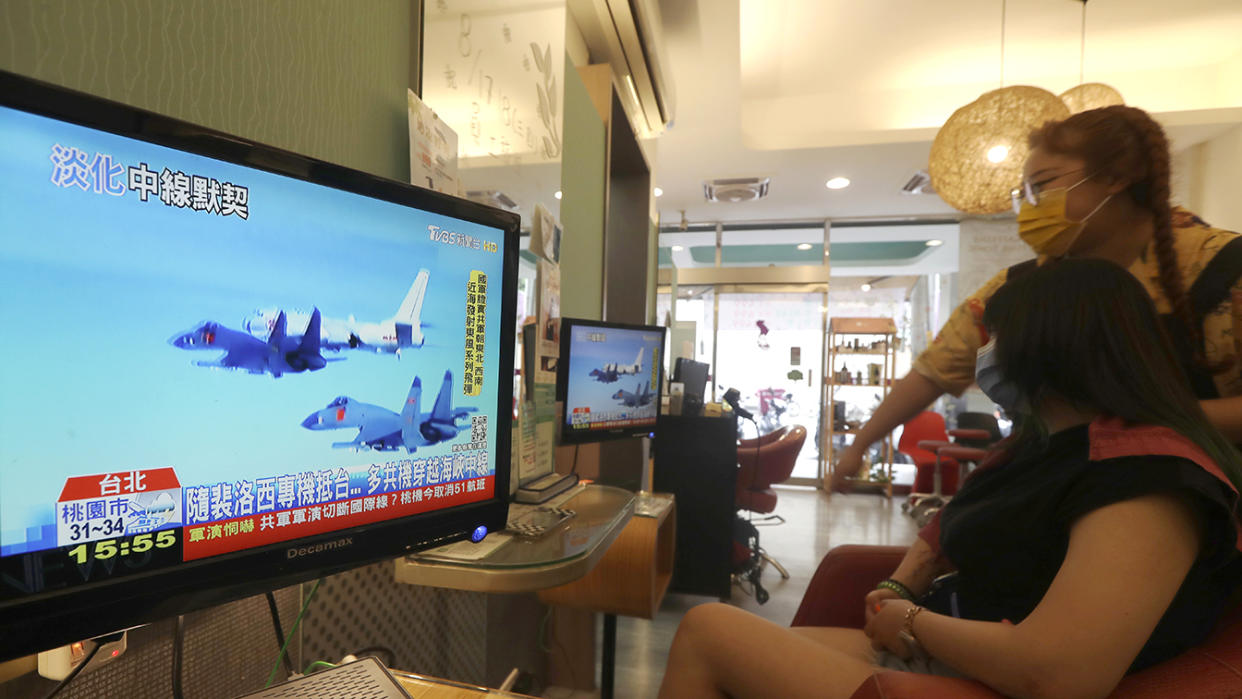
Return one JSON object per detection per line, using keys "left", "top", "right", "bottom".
{"left": 1010, "top": 169, "right": 1087, "bottom": 214}
{"left": 1010, "top": 181, "right": 1037, "bottom": 214}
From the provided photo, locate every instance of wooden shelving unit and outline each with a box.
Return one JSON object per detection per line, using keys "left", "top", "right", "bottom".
{"left": 826, "top": 317, "right": 898, "bottom": 496}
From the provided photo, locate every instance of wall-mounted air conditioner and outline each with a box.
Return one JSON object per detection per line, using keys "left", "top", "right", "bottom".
{"left": 569, "top": 0, "right": 676, "bottom": 136}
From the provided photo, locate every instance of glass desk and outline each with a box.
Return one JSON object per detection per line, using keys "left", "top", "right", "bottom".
{"left": 393, "top": 484, "right": 635, "bottom": 594}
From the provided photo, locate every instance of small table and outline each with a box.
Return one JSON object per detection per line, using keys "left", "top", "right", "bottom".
{"left": 394, "top": 484, "right": 635, "bottom": 592}
{"left": 394, "top": 486, "right": 674, "bottom": 699}
{"left": 538, "top": 492, "right": 675, "bottom": 699}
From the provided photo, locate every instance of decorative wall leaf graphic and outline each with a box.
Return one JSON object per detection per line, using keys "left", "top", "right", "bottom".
{"left": 537, "top": 85, "right": 550, "bottom": 122}
{"left": 530, "top": 42, "right": 545, "bottom": 72}
{"left": 531, "top": 40, "right": 562, "bottom": 160}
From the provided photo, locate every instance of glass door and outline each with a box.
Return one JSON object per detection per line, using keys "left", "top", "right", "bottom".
{"left": 714, "top": 285, "right": 827, "bottom": 486}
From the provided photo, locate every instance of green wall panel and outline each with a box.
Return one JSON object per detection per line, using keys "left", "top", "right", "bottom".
{"left": 558, "top": 56, "right": 606, "bottom": 321}
{"left": 1, "top": 0, "right": 412, "bottom": 181}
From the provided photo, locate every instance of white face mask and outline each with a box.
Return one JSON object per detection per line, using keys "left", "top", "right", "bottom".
{"left": 975, "top": 339, "right": 1024, "bottom": 414}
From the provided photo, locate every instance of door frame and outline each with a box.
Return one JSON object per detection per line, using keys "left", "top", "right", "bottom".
{"left": 658, "top": 280, "right": 830, "bottom": 488}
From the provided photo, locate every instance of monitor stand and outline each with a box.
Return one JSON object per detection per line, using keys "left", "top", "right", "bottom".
{"left": 513, "top": 472, "right": 579, "bottom": 504}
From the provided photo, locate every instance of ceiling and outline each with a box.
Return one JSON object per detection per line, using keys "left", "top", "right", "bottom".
{"left": 651, "top": 0, "right": 1242, "bottom": 226}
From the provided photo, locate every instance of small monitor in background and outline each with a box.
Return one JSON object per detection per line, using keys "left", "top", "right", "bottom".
{"left": 672, "top": 358, "right": 709, "bottom": 417}
{"left": 557, "top": 319, "right": 667, "bottom": 444}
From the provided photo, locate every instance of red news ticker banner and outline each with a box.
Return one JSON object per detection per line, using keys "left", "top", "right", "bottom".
{"left": 181, "top": 476, "right": 495, "bottom": 561}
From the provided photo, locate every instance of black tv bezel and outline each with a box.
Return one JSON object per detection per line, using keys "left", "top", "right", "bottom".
{"left": 556, "top": 318, "right": 667, "bottom": 445}
{"left": 0, "top": 70, "right": 520, "bottom": 660}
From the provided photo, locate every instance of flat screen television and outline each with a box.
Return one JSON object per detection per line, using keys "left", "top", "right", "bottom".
{"left": 557, "top": 318, "right": 666, "bottom": 444}
{"left": 0, "top": 71, "right": 519, "bottom": 659}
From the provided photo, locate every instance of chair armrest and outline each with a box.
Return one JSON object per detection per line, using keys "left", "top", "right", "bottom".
{"left": 947, "top": 428, "right": 992, "bottom": 441}
{"left": 937, "top": 445, "right": 989, "bottom": 463}
{"left": 850, "top": 671, "right": 1003, "bottom": 699}
{"left": 792, "top": 545, "right": 905, "bottom": 628}
{"left": 917, "top": 440, "right": 952, "bottom": 452}
{"left": 738, "top": 426, "right": 787, "bottom": 450}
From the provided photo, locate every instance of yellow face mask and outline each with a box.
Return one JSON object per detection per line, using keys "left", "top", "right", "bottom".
{"left": 1016, "top": 177, "right": 1111, "bottom": 258}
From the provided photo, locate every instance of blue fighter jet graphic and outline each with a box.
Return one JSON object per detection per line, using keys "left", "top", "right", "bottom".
{"left": 612, "top": 380, "right": 654, "bottom": 408}
{"left": 300, "top": 370, "right": 478, "bottom": 452}
{"left": 169, "top": 309, "right": 334, "bottom": 378}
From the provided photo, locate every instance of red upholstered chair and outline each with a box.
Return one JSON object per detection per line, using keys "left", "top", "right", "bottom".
{"left": 734, "top": 425, "right": 807, "bottom": 582}
{"left": 736, "top": 425, "right": 806, "bottom": 516}
{"left": 792, "top": 545, "right": 1242, "bottom": 698}
{"left": 897, "top": 412, "right": 959, "bottom": 513}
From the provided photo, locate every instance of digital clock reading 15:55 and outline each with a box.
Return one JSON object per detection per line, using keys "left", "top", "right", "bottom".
{"left": 67, "top": 531, "right": 177, "bottom": 564}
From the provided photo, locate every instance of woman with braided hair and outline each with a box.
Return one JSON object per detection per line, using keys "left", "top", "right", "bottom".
{"left": 834, "top": 105, "right": 1242, "bottom": 494}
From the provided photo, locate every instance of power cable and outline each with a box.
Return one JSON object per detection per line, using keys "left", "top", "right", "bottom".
{"left": 264, "top": 591, "right": 296, "bottom": 677}
{"left": 172, "top": 615, "right": 186, "bottom": 699}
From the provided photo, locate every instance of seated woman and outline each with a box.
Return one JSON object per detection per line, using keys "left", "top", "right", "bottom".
{"left": 658, "top": 258, "right": 1242, "bottom": 699}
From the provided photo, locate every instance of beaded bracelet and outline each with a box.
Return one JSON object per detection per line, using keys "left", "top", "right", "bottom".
{"left": 876, "top": 578, "right": 916, "bottom": 602}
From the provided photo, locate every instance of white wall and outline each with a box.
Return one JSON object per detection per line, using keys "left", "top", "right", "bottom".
{"left": 1177, "top": 125, "right": 1242, "bottom": 232}
{"left": 955, "top": 218, "right": 1029, "bottom": 305}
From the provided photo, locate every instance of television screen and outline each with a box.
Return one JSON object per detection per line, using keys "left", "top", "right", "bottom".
{"left": 557, "top": 319, "right": 666, "bottom": 443}
{"left": 0, "top": 72, "right": 518, "bottom": 658}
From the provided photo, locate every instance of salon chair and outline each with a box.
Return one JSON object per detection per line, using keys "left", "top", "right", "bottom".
{"left": 733, "top": 425, "right": 807, "bottom": 589}
{"left": 897, "top": 412, "right": 958, "bottom": 515}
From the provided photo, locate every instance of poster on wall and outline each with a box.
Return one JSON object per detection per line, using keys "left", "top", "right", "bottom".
{"left": 422, "top": 1, "right": 566, "bottom": 167}
{"left": 957, "top": 219, "right": 1029, "bottom": 305}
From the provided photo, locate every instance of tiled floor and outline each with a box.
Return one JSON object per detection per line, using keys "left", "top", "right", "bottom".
{"left": 543, "top": 488, "right": 919, "bottom": 699}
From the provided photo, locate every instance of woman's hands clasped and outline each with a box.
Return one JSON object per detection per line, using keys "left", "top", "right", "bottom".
{"left": 863, "top": 598, "right": 918, "bottom": 658}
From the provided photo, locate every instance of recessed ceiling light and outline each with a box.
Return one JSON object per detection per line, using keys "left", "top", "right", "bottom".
{"left": 797, "top": 243, "right": 813, "bottom": 251}
{"left": 654, "top": 187, "right": 664, "bottom": 198}
{"left": 860, "top": 283, "right": 872, "bottom": 292}
{"left": 925, "top": 239, "right": 944, "bottom": 247}
{"left": 671, "top": 245, "right": 685, "bottom": 252}
{"left": 825, "top": 177, "right": 851, "bottom": 190}
{"left": 554, "top": 190, "right": 563, "bottom": 200}
{"left": 986, "top": 145, "right": 1009, "bottom": 163}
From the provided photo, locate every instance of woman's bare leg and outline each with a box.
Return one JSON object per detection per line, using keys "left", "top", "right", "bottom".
{"left": 658, "top": 604, "right": 877, "bottom": 699}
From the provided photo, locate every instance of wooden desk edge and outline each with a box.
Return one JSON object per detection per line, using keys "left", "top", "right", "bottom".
{"left": 392, "top": 669, "right": 536, "bottom": 698}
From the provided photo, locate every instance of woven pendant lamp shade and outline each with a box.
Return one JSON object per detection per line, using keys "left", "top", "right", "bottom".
{"left": 929, "top": 86, "right": 1070, "bottom": 214}
{"left": 1060, "top": 83, "right": 1124, "bottom": 114}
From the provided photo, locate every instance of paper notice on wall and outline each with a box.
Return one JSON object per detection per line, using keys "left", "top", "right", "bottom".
{"left": 533, "top": 383, "right": 557, "bottom": 480}
{"left": 408, "top": 89, "right": 459, "bottom": 194}
{"left": 518, "top": 400, "right": 539, "bottom": 483}
{"left": 535, "top": 258, "right": 560, "bottom": 384}
{"left": 531, "top": 202, "right": 562, "bottom": 263}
